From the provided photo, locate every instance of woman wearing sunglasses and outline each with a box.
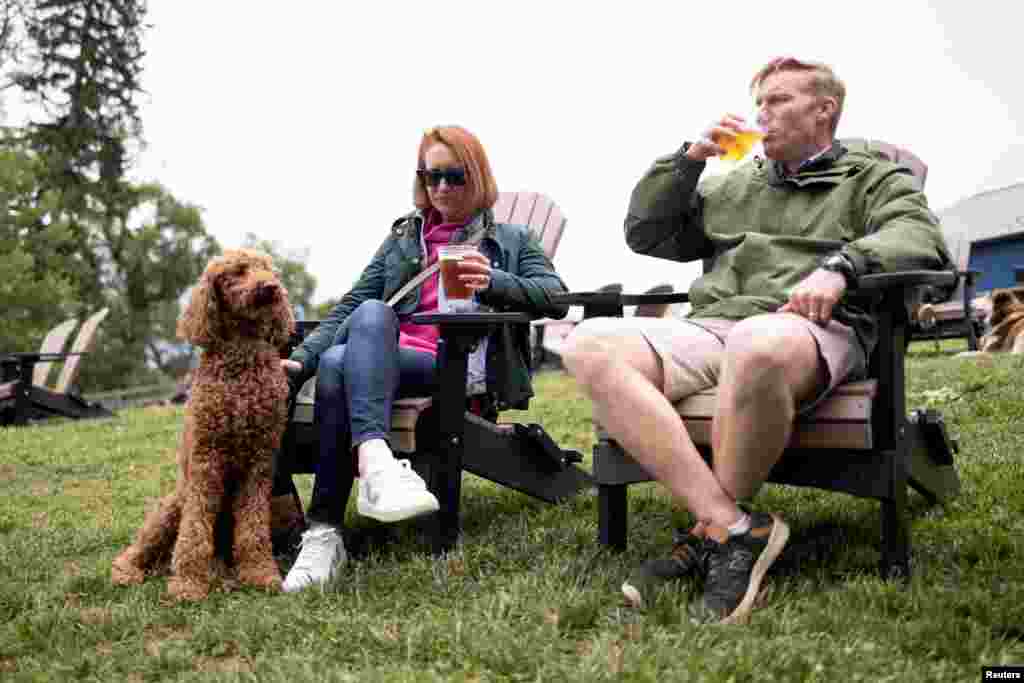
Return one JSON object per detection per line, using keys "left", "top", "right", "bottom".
{"left": 278, "top": 125, "right": 570, "bottom": 592}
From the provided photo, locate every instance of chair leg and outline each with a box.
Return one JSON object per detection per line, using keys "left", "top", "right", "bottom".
{"left": 424, "top": 452, "right": 461, "bottom": 556}
{"left": 879, "top": 498, "right": 911, "bottom": 580}
{"left": 598, "top": 483, "right": 628, "bottom": 551}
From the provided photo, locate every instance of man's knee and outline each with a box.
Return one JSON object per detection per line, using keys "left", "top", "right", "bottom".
{"left": 724, "top": 316, "right": 814, "bottom": 381}
{"left": 560, "top": 319, "right": 617, "bottom": 377}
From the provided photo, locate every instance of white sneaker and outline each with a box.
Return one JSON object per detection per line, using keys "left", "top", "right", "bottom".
{"left": 357, "top": 459, "right": 440, "bottom": 522}
{"left": 282, "top": 524, "right": 346, "bottom": 593}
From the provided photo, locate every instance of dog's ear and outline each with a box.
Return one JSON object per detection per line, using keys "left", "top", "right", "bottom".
{"left": 178, "top": 266, "right": 221, "bottom": 346}
{"left": 267, "top": 290, "right": 296, "bottom": 350}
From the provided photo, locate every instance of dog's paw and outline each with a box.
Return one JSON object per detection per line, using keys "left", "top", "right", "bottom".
{"left": 236, "top": 564, "right": 283, "bottom": 593}
{"left": 111, "top": 551, "right": 146, "bottom": 586}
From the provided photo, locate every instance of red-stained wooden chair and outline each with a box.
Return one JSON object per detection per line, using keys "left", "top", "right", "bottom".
{"left": 279, "top": 192, "right": 592, "bottom": 553}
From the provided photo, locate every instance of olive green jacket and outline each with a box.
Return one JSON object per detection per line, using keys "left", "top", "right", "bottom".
{"left": 624, "top": 141, "right": 953, "bottom": 356}
{"left": 290, "top": 208, "right": 568, "bottom": 410}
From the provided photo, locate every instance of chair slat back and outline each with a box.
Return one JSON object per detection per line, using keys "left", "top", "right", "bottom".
{"left": 32, "top": 318, "right": 79, "bottom": 387}
{"left": 840, "top": 138, "right": 928, "bottom": 188}
{"left": 55, "top": 308, "right": 109, "bottom": 394}
{"left": 634, "top": 284, "right": 675, "bottom": 318}
{"left": 492, "top": 191, "right": 568, "bottom": 261}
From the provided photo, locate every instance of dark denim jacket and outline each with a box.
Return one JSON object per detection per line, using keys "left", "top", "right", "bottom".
{"left": 290, "top": 207, "right": 569, "bottom": 409}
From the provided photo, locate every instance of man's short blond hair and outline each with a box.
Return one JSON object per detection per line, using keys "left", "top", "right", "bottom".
{"left": 750, "top": 57, "right": 846, "bottom": 135}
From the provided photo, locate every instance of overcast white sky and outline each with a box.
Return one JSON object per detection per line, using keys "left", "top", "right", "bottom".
{"left": 132, "top": 0, "right": 1023, "bottom": 304}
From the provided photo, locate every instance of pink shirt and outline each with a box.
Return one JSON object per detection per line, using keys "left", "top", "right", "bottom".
{"left": 397, "top": 211, "right": 466, "bottom": 355}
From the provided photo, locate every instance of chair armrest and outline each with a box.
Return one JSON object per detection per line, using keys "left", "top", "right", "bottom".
{"left": 411, "top": 312, "right": 530, "bottom": 350}
{"left": 855, "top": 270, "right": 958, "bottom": 293}
{"left": 1, "top": 352, "right": 83, "bottom": 383}
{"left": 552, "top": 291, "right": 690, "bottom": 319}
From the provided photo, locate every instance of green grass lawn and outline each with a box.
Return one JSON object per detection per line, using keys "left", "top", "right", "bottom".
{"left": 1, "top": 346, "right": 1023, "bottom": 681}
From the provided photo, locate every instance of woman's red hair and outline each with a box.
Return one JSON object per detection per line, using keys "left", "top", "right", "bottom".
{"left": 413, "top": 125, "right": 499, "bottom": 213}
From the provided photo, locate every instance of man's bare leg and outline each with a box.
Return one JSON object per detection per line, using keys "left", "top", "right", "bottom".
{"left": 560, "top": 323, "right": 739, "bottom": 529}
{"left": 690, "top": 314, "right": 829, "bottom": 624}
{"left": 711, "top": 314, "right": 828, "bottom": 501}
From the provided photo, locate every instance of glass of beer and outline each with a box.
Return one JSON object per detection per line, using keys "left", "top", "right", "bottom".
{"left": 438, "top": 244, "right": 479, "bottom": 313}
{"left": 716, "top": 114, "right": 765, "bottom": 162}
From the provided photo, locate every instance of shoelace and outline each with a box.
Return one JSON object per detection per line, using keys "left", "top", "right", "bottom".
{"left": 704, "top": 543, "right": 755, "bottom": 605}
{"left": 368, "top": 460, "right": 424, "bottom": 491}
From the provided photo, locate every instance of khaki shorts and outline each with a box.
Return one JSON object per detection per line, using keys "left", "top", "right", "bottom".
{"left": 575, "top": 314, "right": 867, "bottom": 413}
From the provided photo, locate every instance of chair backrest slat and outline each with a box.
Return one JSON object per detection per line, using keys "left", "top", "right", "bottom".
{"left": 32, "top": 318, "right": 79, "bottom": 387}
{"left": 493, "top": 191, "right": 568, "bottom": 262}
{"left": 491, "top": 193, "right": 518, "bottom": 224}
{"left": 507, "top": 191, "right": 540, "bottom": 229}
{"left": 634, "top": 284, "right": 675, "bottom": 318}
{"left": 55, "top": 308, "right": 109, "bottom": 394}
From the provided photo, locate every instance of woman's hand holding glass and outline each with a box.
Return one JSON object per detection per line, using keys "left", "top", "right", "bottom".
{"left": 457, "top": 251, "right": 492, "bottom": 292}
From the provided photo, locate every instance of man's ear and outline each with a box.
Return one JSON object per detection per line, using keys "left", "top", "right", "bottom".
{"left": 817, "top": 96, "right": 837, "bottom": 126}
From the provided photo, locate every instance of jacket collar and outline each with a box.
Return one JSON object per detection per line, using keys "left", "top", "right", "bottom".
{"left": 392, "top": 207, "right": 497, "bottom": 243}
{"left": 762, "top": 141, "right": 848, "bottom": 185}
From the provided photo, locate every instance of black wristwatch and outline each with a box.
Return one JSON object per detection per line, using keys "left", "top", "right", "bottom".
{"left": 821, "top": 253, "right": 858, "bottom": 290}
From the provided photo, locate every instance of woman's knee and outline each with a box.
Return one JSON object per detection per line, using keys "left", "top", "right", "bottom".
{"left": 315, "top": 345, "right": 347, "bottom": 399}
{"left": 347, "top": 300, "right": 398, "bottom": 338}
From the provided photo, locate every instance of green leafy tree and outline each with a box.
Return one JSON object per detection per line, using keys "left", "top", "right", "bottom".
{"left": 0, "top": 144, "right": 76, "bottom": 351}
{"left": 74, "top": 182, "right": 218, "bottom": 389}
{"left": 3, "top": 0, "right": 223, "bottom": 391}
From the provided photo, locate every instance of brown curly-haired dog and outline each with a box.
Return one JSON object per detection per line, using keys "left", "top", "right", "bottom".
{"left": 111, "top": 249, "right": 295, "bottom": 601}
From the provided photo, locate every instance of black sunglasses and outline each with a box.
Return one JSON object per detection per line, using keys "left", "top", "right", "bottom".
{"left": 417, "top": 167, "right": 468, "bottom": 188}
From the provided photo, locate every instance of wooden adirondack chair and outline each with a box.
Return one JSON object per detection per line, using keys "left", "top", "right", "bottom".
{"left": 845, "top": 135, "right": 986, "bottom": 351}
{"left": 31, "top": 317, "right": 79, "bottom": 387}
{"left": 534, "top": 283, "right": 674, "bottom": 368}
{"left": 557, "top": 140, "right": 961, "bottom": 578}
{"left": 279, "top": 192, "right": 593, "bottom": 553}
{"left": 1, "top": 308, "right": 113, "bottom": 426}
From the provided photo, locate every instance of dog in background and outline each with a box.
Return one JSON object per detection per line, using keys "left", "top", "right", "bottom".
{"left": 112, "top": 249, "right": 295, "bottom": 600}
{"left": 980, "top": 287, "right": 1024, "bottom": 353}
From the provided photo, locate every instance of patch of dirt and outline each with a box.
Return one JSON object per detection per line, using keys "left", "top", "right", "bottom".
{"left": 194, "top": 655, "right": 253, "bottom": 674}
{"left": 193, "top": 641, "right": 253, "bottom": 674}
{"left": 0, "top": 464, "right": 17, "bottom": 482}
{"left": 143, "top": 625, "right": 193, "bottom": 657}
{"left": 79, "top": 607, "right": 113, "bottom": 626}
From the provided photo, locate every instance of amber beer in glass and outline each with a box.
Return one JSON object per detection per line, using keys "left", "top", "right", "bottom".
{"left": 718, "top": 128, "right": 765, "bottom": 161}
{"left": 438, "top": 244, "right": 477, "bottom": 312}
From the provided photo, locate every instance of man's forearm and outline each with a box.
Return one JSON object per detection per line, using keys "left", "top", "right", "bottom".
{"left": 624, "top": 144, "right": 711, "bottom": 263}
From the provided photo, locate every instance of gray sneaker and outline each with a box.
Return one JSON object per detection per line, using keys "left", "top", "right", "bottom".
{"left": 689, "top": 512, "right": 789, "bottom": 625}
{"left": 282, "top": 524, "right": 346, "bottom": 593}
{"left": 621, "top": 522, "right": 709, "bottom": 608}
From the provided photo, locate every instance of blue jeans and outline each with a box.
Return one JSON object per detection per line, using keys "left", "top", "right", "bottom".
{"left": 306, "top": 300, "right": 437, "bottom": 526}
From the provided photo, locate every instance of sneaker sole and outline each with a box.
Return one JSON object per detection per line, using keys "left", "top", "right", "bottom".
{"left": 719, "top": 514, "right": 790, "bottom": 626}
{"left": 357, "top": 496, "right": 440, "bottom": 523}
{"left": 282, "top": 564, "right": 344, "bottom": 593}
